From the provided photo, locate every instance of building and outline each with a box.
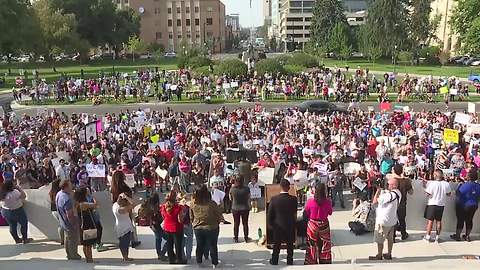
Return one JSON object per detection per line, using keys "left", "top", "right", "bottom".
{"left": 431, "top": 0, "right": 459, "bottom": 53}
{"left": 128, "top": 0, "right": 226, "bottom": 53}
{"left": 263, "top": 0, "right": 272, "bottom": 26}
{"left": 225, "top": 14, "right": 240, "bottom": 50}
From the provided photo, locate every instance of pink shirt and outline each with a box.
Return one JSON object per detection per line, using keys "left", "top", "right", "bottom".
{"left": 304, "top": 198, "right": 333, "bottom": 221}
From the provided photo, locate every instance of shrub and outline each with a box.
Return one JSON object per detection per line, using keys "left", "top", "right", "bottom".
{"left": 287, "top": 53, "right": 318, "bottom": 68}
{"left": 192, "top": 66, "right": 212, "bottom": 76}
{"left": 255, "top": 58, "right": 285, "bottom": 76}
{"left": 188, "top": 56, "right": 212, "bottom": 69}
{"left": 274, "top": 54, "right": 292, "bottom": 65}
{"left": 284, "top": 65, "right": 306, "bottom": 74}
{"left": 215, "top": 59, "right": 247, "bottom": 77}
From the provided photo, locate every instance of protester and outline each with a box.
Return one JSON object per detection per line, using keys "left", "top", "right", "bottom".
{"left": 303, "top": 183, "right": 333, "bottom": 264}
{"left": 112, "top": 192, "right": 136, "bottom": 262}
{"left": 369, "top": 178, "right": 401, "bottom": 261}
{"left": 190, "top": 185, "right": 223, "bottom": 268}
{"left": 160, "top": 190, "right": 185, "bottom": 264}
{"left": 74, "top": 187, "right": 98, "bottom": 263}
{"left": 49, "top": 179, "right": 64, "bottom": 245}
{"left": 56, "top": 180, "right": 81, "bottom": 260}
{"left": 229, "top": 176, "right": 251, "bottom": 243}
{"left": 390, "top": 164, "right": 413, "bottom": 240}
{"left": 0, "top": 180, "right": 32, "bottom": 244}
{"left": 268, "top": 179, "right": 297, "bottom": 265}
{"left": 422, "top": 170, "right": 452, "bottom": 243}
{"left": 329, "top": 168, "right": 346, "bottom": 208}
{"left": 451, "top": 170, "right": 480, "bottom": 242}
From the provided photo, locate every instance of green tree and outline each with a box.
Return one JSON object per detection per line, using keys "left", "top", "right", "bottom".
{"left": 310, "top": 0, "right": 348, "bottom": 51}
{"left": 365, "top": 0, "right": 409, "bottom": 56}
{"left": 329, "top": 22, "right": 351, "bottom": 59}
{"left": 110, "top": 8, "right": 141, "bottom": 59}
{"left": 450, "top": 0, "right": 480, "bottom": 49}
{"left": 462, "top": 17, "right": 480, "bottom": 55}
{"left": 127, "top": 35, "right": 147, "bottom": 61}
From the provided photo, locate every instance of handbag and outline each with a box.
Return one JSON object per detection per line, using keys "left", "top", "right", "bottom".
{"left": 80, "top": 209, "right": 97, "bottom": 241}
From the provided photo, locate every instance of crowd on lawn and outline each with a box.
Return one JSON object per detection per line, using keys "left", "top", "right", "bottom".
{"left": 0, "top": 105, "right": 479, "bottom": 266}
{"left": 10, "top": 66, "right": 480, "bottom": 105}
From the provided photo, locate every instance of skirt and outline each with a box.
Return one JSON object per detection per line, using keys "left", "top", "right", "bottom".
{"left": 304, "top": 219, "right": 332, "bottom": 264}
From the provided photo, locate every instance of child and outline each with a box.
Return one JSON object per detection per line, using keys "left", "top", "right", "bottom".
{"left": 248, "top": 176, "right": 261, "bottom": 213}
{"left": 142, "top": 161, "right": 155, "bottom": 197}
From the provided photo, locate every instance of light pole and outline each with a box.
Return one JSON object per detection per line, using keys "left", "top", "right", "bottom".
{"left": 393, "top": 45, "right": 398, "bottom": 74}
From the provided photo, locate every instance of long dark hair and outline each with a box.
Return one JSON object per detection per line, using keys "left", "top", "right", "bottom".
{"left": 164, "top": 190, "right": 177, "bottom": 213}
{"left": 314, "top": 183, "right": 327, "bottom": 205}
{"left": 49, "top": 179, "right": 61, "bottom": 202}
{"left": 0, "top": 181, "right": 14, "bottom": 200}
{"left": 111, "top": 170, "right": 127, "bottom": 202}
{"left": 74, "top": 187, "right": 88, "bottom": 203}
{"left": 193, "top": 185, "right": 211, "bottom": 205}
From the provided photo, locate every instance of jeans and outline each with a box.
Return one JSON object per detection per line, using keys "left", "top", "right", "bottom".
{"left": 165, "top": 230, "right": 184, "bottom": 264}
{"left": 194, "top": 228, "right": 220, "bottom": 265}
{"left": 456, "top": 205, "right": 478, "bottom": 235}
{"left": 51, "top": 211, "right": 65, "bottom": 244}
{"left": 1, "top": 207, "right": 28, "bottom": 242}
{"left": 331, "top": 189, "right": 345, "bottom": 207}
{"left": 153, "top": 228, "right": 163, "bottom": 257}
{"left": 232, "top": 209, "right": 249, "bottom": 239}
{"left": 64, "top": 226, "right": 80, "bottom": 259}
{"left": 119, "top": 231, "right": 132, "bottom": 256}
{"left": 396, "top": 206, "right": 407, "bottom": 236}
{"left": 183, "top": 224, "right": 193, "bottom": 261}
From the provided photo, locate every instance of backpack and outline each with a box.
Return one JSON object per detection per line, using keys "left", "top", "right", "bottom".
{"left": 348, "top": 221, "right": 366, "bottom": 235}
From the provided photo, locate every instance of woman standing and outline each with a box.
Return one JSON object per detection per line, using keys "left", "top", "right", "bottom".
{"left": 74, "top": 187, "right": 97, "bottom": 263}
{"left": 49, "top": 179, "right": 64, "bottom": 245}
{"left": 160, "top": 190, "right": 185, "bottom": 264}
{"left": 229, "top": 177, "right": 251, "bottom": 243}
{"left": 190, "top": 185, "right": 223, "bottom": 267}
{"left": 110, "top": 170, "right": 133, "bottom": 204}
{"left": 451, "top": 170, "right": 480, "bottom": 242}
{"left": 0, "top": 181, "right": 33, "bottom": 244}
{"left": 304, "top": 183, "right": 333, "bottom": 264}
{"left": 113, "top": 193, "right": 136, "bottom": 262}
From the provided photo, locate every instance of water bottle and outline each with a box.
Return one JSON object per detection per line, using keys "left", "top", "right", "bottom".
{"left": 258, "top": 228, "right": 263, "bottom": 239}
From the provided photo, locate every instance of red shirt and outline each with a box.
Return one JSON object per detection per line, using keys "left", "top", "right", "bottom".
{"left": 160, "top": 204, "right": 183, "bottom": 233}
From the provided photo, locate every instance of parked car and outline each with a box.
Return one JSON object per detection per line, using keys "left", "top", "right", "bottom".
{"left": 89, "top": 54, "right": 101, "bottom": 61}
{"left": 463, "top": 57, "right": 479, "bottom": 65}
{"left": 36, "top": 56, "right": 45, "bottom": 63}
{"left": 448, "top": 56, "right": 464, "bottom": 64}
{"left": 296, "top": 100, "right": 348, "bottom": 114}
{"left": 139, "top": 53, "right": 153, "bottom": 59}
{"left": 18, "top": 54, "right": 31, "bottom": 63}
{"left": 455, "top": 56, "right": 469, "bottom": 64}
{"left": 471, "top": 60, "right": 480, "bottom": 66}
{"left": 164, "top": 52, "right": 177, "bottom": 58}
{"left": 469, "top": 73, "right": 480, "bottom": 83}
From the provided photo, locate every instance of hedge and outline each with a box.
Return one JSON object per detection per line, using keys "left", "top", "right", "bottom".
{"left": 215, "top": 59, "right": 248, "bottom": 77}
{"left": 255, "top": 58, "right": 285, "bottom": 75}
{"left": 287, "top": 53, "right": 318, "bottom": 68}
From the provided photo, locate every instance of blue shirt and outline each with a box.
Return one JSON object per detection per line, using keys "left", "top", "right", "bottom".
{"left": 380, "top": 159, "right": 394, "bottom": 175}
{"left": 55, "top": 190, "right": 74, "bottom": 231}
{"left": 457, "top": 182, "right": 480, "bottom": 208}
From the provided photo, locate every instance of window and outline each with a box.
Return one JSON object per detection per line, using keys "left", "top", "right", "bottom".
{"left": 290, "top": 1, "right": 302, "bottom": 7}
{"left": 186, "top": 6, "right": 190, "bottom": 13}
{"left": 187, "top": 33, "right": 191, "bottom": 38}
{"left": 186, "top": 19, "right": 191, "bottom": 26}
{"left": 305, "top": 17, "right": 311, "bottom": 21}
{"left": 177, "top": 34, "right": 182, "bottom": 39}
{"left": 207, "top": 32, "right": 213, "bottom": 37}
{"left": 206, "top": 18, "right": 213, "bottom": 25}
{"left": 167, "top": 8, "right": 171, "bottom": 14}
{"left": 154, "top": 8, "right": 160, "bottom": 14}
{"left": 195, "top": 18, "right": 200, "bottom": 26}
{"left": 177, "top": 19, "right": 181, "bottom": 26}
{"left": 287, "top": 17, "right": 303, "bottom": 22}
{"left": 287, "top": 25, "right": 304, "bottom": 30}
{"left": 194, "top": 6, "right": 199, "bottom": 13}
{"left": 156, "top": 32, "right": 162, "bottom": 39}
{"left": 177, "top": 7, "right": 181, "bottom": 13}
{"left": 168, "top": 19, "right": 172, "bottom": 27}
{"left": 168, "top": 32, "right": 173, "bottom": 39}
{"left": 207, "top": 7, "right": 213, "bottom": 12}
{"left": 116, "top": 0, "right": 120, "bottom": 4}
{"left": 124, "top": 0, "right": 128, "bottom": 3}
{"left": 196, "top": 34, "right": 200, "bottom": 38}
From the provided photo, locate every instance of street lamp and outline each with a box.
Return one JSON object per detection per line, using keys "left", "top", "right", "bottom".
{"left": 393, "top": 45, "right": 398, "bottom": 74}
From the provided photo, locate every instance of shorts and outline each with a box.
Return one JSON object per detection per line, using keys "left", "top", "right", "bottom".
{"left": 424, "top": 205, "right": 444, "bottom": 221}
{"left": 374, "top": 224, "right": 395, "bottom": 244}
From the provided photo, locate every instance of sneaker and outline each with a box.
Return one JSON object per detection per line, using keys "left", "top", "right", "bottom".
{"left": 423, "top": 235, "right": 431, "bottom": 243}
{"left": 96, "top": 243, "right": 107, "bottom": 252}
{"left": 22, "top": 238, "right": 33, "bottom": 244}
{"left": 401, "top": 233, "right": 409, "bottom": 240}
{"left": 368, "top": 255, "right": 383, "bottom": 260}
{"left": 434, "top": 235, "right": 440, "bottom": 243}
{"left": 450, "top": 234, "right": 461, "bottom": 241}
{"left": 131, "top": 241, "right": 141, "bottom": 248}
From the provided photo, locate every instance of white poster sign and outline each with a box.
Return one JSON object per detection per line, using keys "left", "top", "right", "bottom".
{"left": 344, "top": 162, "right": 361, "bottom": 175}
{"left": 86, "top": 163, "right": 106, "bottom": 178}
{"left": 125, "top": 174, "right": 135, "bottom": 188}
{"left": 258, "top": 167, "right": 275, "bottom": 186}
{"left": 353, "top": 177, "right": 367, "bottom": 191}
{"left": 467, "top": 124, "right": 480, "bottom": 134}
{"left": 85, "top": 122, "right": 97, "bottom": 143}
{"left": 468, "top": 102, "right": 476, "bottom": 114}
{"left": 292, "top": 170, "right": 309, "bottom": 190}
{"left": 155, "top": 167, "right": 168, "bottom": 179}
{"left": 454, "top": 112, "right": 472, "bottom": 125}
{"left": 230, "top": 81, "right": 239, "bottom": 88}
{"left": 222, "top": 83, "right": 231, "bottom": 89}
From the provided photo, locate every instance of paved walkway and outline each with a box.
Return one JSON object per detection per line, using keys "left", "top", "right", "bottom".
{"left": 1, "top": 199, "right": 480, "bottom": 270}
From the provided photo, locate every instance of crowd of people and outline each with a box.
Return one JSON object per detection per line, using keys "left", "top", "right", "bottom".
{"left": 11, "top": 65, "right": 480, "bottom": 105}
{"left": 0, "top": 103, "right": 479, "bottom": 266}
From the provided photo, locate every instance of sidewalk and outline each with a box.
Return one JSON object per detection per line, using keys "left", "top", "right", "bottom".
{"left": 1, "top": 202, "right": 479, "bottom": 270}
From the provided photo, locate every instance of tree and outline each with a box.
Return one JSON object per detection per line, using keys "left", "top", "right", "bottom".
{"left": 310, "top": 0, "right": 348, "bottom": 50}
{"left": 450, "top": 0, "right": 480, "bottom": 50}
{"left": 269, "top": 37, "right": 278, "bottom": 52}
{"left": 365, "top": 0, "right": 409, "bottom": 56}
{"left": 127, "top": 35, "right": 147, "bottom": 61}
{"left": 397, "top": 50, "right": 413, "bottom": 68}
{"left": 462, "top": 17, "right": 480, "bottom": 55}
{"left": 329, "top": 22, "right": 351, "bottom": 59}
{"left": 110, "top": 8, "right": 141, "bottom": 59}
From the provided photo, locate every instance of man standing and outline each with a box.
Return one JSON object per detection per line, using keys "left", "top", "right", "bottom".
{"left": 369, "top": 178, "right": 401, "bottom": 261}
{"left": 329, "top": 168, "right": 346, "bottom": 208}
{"left": 268, "top": 179, "right": 297, "bottom": 265}
{"left": 423, "top": 170, "right": 451, "bottom": 243}
{"left": 55, "top": 180, "right": 81, "bottom": 260}
{"left": 390, "top": 164, "right": 413, "bottom": 240}
{"left": 55, "top": 159, "right": 70, "bottom": 182}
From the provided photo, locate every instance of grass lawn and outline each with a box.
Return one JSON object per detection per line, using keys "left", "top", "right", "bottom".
{"left": 0, "top": 58, "right": 178, "bottom": 92}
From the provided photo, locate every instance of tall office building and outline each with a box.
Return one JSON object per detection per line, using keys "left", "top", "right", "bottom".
{"left": 128, "top": 0, "right": 226, "bottom": 53}
{"left": 431, "top": 0, "right": 458, "bottom": 53}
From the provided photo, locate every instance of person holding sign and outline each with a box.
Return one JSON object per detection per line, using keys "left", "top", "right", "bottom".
{"left": 248, "top": 175, "right": 261, "bottom": 213}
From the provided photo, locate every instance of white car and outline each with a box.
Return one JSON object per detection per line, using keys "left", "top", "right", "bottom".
{"left": 471, "top": 60, "right": 480, "bottom": 66}
{"left": 18, "top": 55, "right": 31, "bottom": 63}
{"left": 164, "top": 52, "right": 177, "bottom": 58}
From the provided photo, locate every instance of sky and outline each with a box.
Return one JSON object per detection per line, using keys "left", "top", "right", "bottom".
{"left": 221, "top": 0, "right": 264, "bottom": 28}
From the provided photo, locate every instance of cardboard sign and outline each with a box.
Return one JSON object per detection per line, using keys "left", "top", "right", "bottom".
{"left": 467, "top": 124, "right": 480, "bottom": 134}
{"left": 353, "top": 177, "right": 367, "bottom": 191}
{"left": 344, "top": 162, "right": 361, "bottom": 175}
{"left": 86, "top": 163, "right": 106, "bottom": 178}
{"left": 454, "top": 113, "right": 472, "bottom": 125}
{"left": 85, "top": 122, "right": 97, "bottom": 143}
{"left": 258, "top": 167, "right": 275, "bottom": 186}
{"left": 155, "top": 167, "right": 168, "bottom": 179}
{"left": 222, "top": 83, "right": 230, "bottom": 89}
{"left": 440, "top": 86, "right": 449, "bottom": 94}
{"left": 468, "top": 102, "right": 476, "bottom": 114}
{"left": 151, "top": 134, "right": 160, "bottom": 144}
{"left": 125, "top": 174, "right": 135, "bottom": 188}
{"left": 380, "top": 102, "right": 391, "bottom": 111}
{"left": 230, "top": 81, "right": 239, "bottom": 88}
{"left": 443, "top": 128, "right": 459, "bottom": 144}
{"left": 96, "top": 120, "right": 103, "bottom": 133}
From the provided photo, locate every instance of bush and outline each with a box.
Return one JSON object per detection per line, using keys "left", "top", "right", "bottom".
{"left": 188, "top": 56, "right": 212, "bottom": 69}
{"left": 192, "top": 66, "right": 212, "bottom": 76}
{"left": 284, "top": 65, "right": 306, "bottom": 74}
{"left": 287, "top": 53, "right": 318, "bottom": 68}
{"left": 215, "top": 59, "right": 247, "bottom": 77}
{"left": 274, "top": 54, "right": 292, "bottom": 65}
{"left": 419, "top": 46, "right": 441, "bottom": 65}
{"left": 255, "top": 58, "right": 285, "bottom": 76}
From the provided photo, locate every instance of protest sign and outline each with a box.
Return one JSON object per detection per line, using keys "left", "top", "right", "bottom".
{"left": 221, "top": 120, "right": 229, "bottom": 128}
{"left": 443, "top": 128, "right": 459, "bottom": 144}
{"left": 250, "top": 186, "right": 261, "bottom": 199}
{"left": 125, "top": 174, "right": 135, "bottom": 188}
{"left": 222, "top": 83, "right": 231, "bottom": 89}
{"left": 454, "top": 113, "right": 471, "bottom": 125}
{"left": 292, "top": 170, "right": 309, "bottom": 190}
{"left": 467, "top": 124, "right": 480, "bottom": 134}
{"left": 368, "top": 106, "right": 374, "bottom": 111}
{"left": 159, "top": 122, "right": 166, "bottom": 129}
{"left": 155, "top": 167, "right": 168, "bottom": 179}
{"left": 151, "top": 134, "right": 160, "bottom": 143}
{"left": 86, "top": 164, "right": 106, "bottom": 178}
{"left": 143, "top": 126, "right": 152, "bottom": 137}
{"left": 230, "top": 81, "right": 239, "bottom": 88}
{"left": 353, "top": 177, "right": 367, "bottom": 191}
{"left": 450, "top": 88, "right": 458, "bottom": 95}
{"left": 258, "top": 167, "right": 275, "bottom": 186}
{"left": 344, "top": 162, "right": 361, "bottom": 175}
{"left": 380, "top": 102, "right": 391, "bottom": 111}
{"left": 85, "top": 122, "right": 97, "bottom": 143}
{"left": 315, "top": 163, "right": 329, "bottom": 175}
{"left": 432, "top": 131, "right": 443, "bottom": 147}
{"left": 96, "top": 120, "right": 103, "bottom": 133}
{"left": 468, "top": 102, "right": 476, "bottom": 114}
{"left": 51, "top": 158, "right": 61, "bottom": 169}
{"left": 56, "top": 151, "right": 70, "bottom": 162}
{"left": 307, "top": 134, "right": 315, "bottom": 140}
{"left": 440, "top": 86, "right": 449, "bottom": 94}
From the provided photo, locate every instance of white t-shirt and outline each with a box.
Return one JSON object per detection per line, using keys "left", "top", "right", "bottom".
{"left": 375, "top": 189, "right": 401, "bottom": 227}
{"left": 425, "top": 181, "right": 452, "bottom": 206}
{"left": 0, "top": 190, "right": 23, "bottom": 210}
{"left": 112, "top": 202, "right": 134, "bottom": 237}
